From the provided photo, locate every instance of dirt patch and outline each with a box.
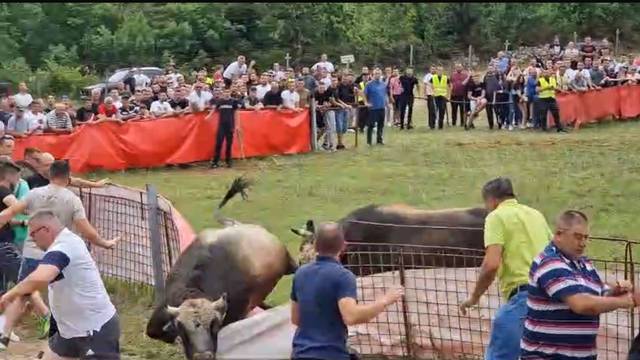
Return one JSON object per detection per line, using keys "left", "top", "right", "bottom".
{"left": 449, "top": 136, "right": 622, "bottom": 149}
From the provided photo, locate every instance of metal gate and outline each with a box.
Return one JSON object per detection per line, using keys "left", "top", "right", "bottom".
{"left": 343, "top": 237, "right": 640, "bottom": 359}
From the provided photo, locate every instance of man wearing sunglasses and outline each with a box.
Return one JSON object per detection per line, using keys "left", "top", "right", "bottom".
{"left": 522, "top": 210, "right": 640, "bottom": 359}
{"left": 0, "top": 210, "right": 120, "bottom": 359}
{"left": 0, "top": 160, "right": 120, "bottom": 352}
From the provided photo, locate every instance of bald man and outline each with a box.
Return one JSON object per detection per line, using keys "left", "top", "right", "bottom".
{"left": 45, "top": 103, "right": 73, "bottom": 133}
{"left": 290, "top": 222, "right": 404, "bottom": 360}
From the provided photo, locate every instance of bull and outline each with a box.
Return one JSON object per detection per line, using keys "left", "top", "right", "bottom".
{"left": 292, "top": 204, "right": 488, "bottom": 276}
{"left": 146, "top": 177, "right": 297, "bottom": 360}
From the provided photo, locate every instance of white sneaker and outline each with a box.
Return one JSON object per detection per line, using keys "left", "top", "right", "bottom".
{"left": 508, "top": 125, "right": 514, "bottom": 131}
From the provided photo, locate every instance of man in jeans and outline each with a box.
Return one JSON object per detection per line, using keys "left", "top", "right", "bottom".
{"left": 364, "top": 68, "right": 388, "bottom": 146}
{"left": 450, "top": 63, "right": 470, "bottom": 127}
{"left": 460, "top": 177, "right": 552, "bottom": 360}
{"left": 290, "top": 222, "right": 403, "bottom": 360}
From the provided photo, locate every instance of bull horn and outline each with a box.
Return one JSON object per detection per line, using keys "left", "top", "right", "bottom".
{"left": 166, "top": 305, "right": 180, "bottom": 318}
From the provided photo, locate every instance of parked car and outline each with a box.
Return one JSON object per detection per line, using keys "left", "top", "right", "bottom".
{"left": 81, "top": 67, "right": 164, "bottom": 97}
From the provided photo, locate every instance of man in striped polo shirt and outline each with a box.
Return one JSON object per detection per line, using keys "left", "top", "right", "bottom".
{"left": 521, "top": 210, "right": 639, "bottom": 359}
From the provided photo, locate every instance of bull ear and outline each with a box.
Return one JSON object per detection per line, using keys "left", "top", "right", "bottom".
{"left": 291, "top": 228, "right": 303, "bottom": 236}
{"left": 306, "top": 220, "right": 315, "bottom": 233}
{"left": 214, "top": 293, "right": 228, "bottom": 312}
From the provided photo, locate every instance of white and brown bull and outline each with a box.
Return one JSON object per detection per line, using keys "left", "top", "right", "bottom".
{"left": 292, "top": 204, "right": 488, "bottom": 276}
{"left": 146, "top": 177, "right": 297, "bottom": 360}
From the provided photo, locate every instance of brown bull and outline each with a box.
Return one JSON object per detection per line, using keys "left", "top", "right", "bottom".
{"left": 146, "top": 177, "right": 297, "bottom": 360}
{"left": 292, "top": 204, "right": 488, "bottom": 276}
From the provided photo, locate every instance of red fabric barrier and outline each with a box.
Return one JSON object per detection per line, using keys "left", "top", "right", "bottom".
{"left": 13, "top": 110, "right": 311, "bottom": 173}
{"left": 555, "top": 85, "right": 640, "bottom": 129}
{"left": 619, "top": 85, "right": 640, "bottom": 119}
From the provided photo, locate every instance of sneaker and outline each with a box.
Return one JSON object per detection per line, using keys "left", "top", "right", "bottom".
{"left": 225, "top": 162, "right": 232, "bottom": 168}
{"left": 508, "top": 125, "right": 514, "bottom": 131}
{"left": 210, "top": 162, "right": 220, "bottom": 169}
{"left": 407, "top": 125, "right": 414, "bottom": 130}
{"left": 0, "top": 335, "right": 9, "bottom": 350}
{"left": 347, "top": 129, "right": 355, "bottom": 133}
{"left": 36, "top": 314, "right": 50, "bottom": 340}
{"left": 336, "top": 144, "right": 345, "bottom": 150}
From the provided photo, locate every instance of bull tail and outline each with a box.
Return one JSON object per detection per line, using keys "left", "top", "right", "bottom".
{"left": 215, "top": 176, "right": 252, "bottom": 227}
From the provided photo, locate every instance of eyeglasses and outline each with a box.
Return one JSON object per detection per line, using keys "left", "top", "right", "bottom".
{"left": 29, "top": 225, "right": 46, "bottom": 238}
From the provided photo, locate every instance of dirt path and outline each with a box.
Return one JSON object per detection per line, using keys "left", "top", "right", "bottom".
{"left": 2, "top": 338, "right": 45, "bottom": 360}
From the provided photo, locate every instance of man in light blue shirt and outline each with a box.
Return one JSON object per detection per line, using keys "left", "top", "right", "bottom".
{"left": 364, "top": 68, "right": 388, "bottom": 146}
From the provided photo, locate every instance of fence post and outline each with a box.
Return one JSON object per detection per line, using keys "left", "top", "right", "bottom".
{"left": 310, "top": 99, "right": 318, "bottom": 151}
{"left": 146, "top": 184, "right": 166, "bottom": 305}
{"left": 397, "top": 247, "right": 413, "bottom": 358}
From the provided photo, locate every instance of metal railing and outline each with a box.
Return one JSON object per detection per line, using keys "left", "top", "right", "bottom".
{"left": 344, "top": 236, "right": 640, "bottom": 359}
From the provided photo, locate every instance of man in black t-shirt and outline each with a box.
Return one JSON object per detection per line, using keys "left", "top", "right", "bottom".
{"left": 206, "top": 89, "right": 241, "bottom": 169}
{"left": 169, "top": 88, "right": 190, "bottom": 114}
{"left": 466, "top": 74, "right": 487, "bottom": 130}
{"left": 398, "top": 68, "right": 419, "bottom": 129}
{"left": 75, "top": 97, "right": 96, "bottom": 124}
{"left": 0, "top": 160, "right": 20, "bottom": 244}
{"left": 262, "top": 82, "right": 283, "bottom": 108}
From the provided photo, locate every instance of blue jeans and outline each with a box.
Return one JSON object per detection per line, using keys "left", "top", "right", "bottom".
{"left": 335, "top": 109, "right": 348, "bottom": 134}
{"left": 485, "top": 290, "right": 528, "bottom": 360}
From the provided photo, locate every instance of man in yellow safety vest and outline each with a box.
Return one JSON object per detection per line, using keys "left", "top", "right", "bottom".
{"left": 536, "top": 68, "right": 566, "bottom": 132}
{"left": 431, "top": 66, "right": 450, "bottom": 129}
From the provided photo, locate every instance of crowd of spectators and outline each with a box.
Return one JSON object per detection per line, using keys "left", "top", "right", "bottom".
{"left": 0, "top": 36, "right": 639, "bottom": 144}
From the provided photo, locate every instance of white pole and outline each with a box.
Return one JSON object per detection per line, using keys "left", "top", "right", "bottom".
{"left": 410, "top": 45, "right": 414, "bottom": 68}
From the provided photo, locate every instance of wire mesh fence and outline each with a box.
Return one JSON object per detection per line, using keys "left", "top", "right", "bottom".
{"left": 344, "top": 237, "right": 640, "bottom": 360}
{"left": 0, "top": 185, "right": 182, "bottom": 298}
{"left": 76, "top": 186, "right": 181, "bottom": 291}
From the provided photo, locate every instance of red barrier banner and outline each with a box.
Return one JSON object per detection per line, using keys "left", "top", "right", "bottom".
{"left": 13, "top": 110, "right": 311, "bottom": 173}
{"left": 555, "top": 85, "right": 640, "bottom": 129}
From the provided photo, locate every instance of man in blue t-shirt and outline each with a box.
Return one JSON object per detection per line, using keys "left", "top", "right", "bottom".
{"left": 290, "top": 222, "right": 403, "bottom": 360}
{"left": 364, "top": 68, "right": 388, "bottom": 146}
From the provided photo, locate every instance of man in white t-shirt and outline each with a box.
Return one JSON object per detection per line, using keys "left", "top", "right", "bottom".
{"left": 255, "top": 75, "right": 272, "bottom": 101}
{"left": 311, "top": 54, "right": 335, "bottom": 74}
{"left": 320, "top": 68, "right": 332, "bottom": 88}
{"left": 187, "top": 82, "right": 213, "bottom": 112}
{"left": 26, "top": 100, "right": 47, "bottom": 134}
{"left": 281, "top": 80, "right": 301, "bottom": 110}
{"left": 0, "top": 210, "right": 120, "bottom": 359}
{"left": 132, "top": 68, "right": 151, "bottom": 90}
{"left": 14, "top": 83, "right": 33, "bottom": 109}
{"left": 150, "top": 92, "right": 174, "bottom": 118}
{"left": 222, "top": 56, "right": 255, "bottom": 88}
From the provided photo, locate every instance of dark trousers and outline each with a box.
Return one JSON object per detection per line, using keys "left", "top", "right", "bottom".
{"left": 367, "top": 109, "right": 385, "bottom": 144}
{"left": 450, "top": 95, "right": 467, "bottom": 127}
{"left": 398, "top": 95, "right": 414, "bottom": 128}
{"left": 426, "top": 95, "right": 436, "bottom": 129}
{"left": 434, "top": 96, "right": 447, "bottom": 129}
{"left": 486, "top": 103, "right": 497, "bottom": 129}
{"left": 357, "top": 106, "right": 368, "bottom": 132}
{"left": 537, "top": 98, "right": 563, "bottom": 131}
{"left": 212, "top": 119, "right": 234, "bottom": 164}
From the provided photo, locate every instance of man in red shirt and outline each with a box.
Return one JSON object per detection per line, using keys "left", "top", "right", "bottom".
{"left": 450, "top": 63, "right": 470, "bottom": 127}
{"left": 96, "top": 97, "right": 121, "bottom": 123}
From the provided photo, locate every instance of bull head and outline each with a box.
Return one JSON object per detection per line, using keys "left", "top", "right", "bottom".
{"left": 165, "top": 294, "right": 228, "bottom": 360}
{"left": 291, "top": 220, "right": 316, "bottom": 266}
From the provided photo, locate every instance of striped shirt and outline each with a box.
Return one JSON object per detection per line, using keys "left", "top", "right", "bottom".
{"left": 45, "top": 110, "right": 73, "bottom": 130}
{"left": 521, "top": 243, "right": 610, "bottom": 360}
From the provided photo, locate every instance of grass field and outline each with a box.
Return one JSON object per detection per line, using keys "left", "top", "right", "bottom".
{"left": 69, "top": 101, "right": 640, "bottom": 359}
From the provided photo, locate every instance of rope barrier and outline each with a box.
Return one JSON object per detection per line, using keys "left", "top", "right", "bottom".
{"left": 346, "top": 219, "right": 483, "bottom": 231}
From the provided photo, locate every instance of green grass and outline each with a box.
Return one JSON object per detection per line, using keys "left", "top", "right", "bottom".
{"left": 82, "top": 101, "right": 640, "bottom": 359}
